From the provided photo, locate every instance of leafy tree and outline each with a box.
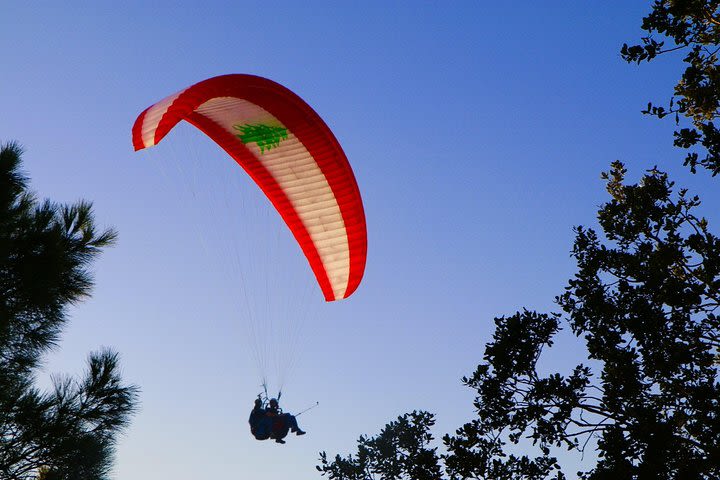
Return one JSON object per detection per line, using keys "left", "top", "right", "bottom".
{"left": 622, "top": 0, "right": 720, "bottom": 175}
{"left": 317, "top": 411, "right": 442, "bottom": 480}
{"left": 443, "top": 162, "right": 720, "bottom": 479}
{"left": 319, "top": 163, "right": 720, "bottom": 479}
{"left": 0, "top": 142, "right": 139, "bottom": 480}
{"left": 318, "top": 2, "right": 720, "bottom": 479}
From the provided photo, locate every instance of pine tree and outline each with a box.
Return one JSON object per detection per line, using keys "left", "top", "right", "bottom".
{"left": 0, "top": 142, "right": 138, "bottom": 480}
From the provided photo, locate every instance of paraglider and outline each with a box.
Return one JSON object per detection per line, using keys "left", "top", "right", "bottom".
{"left": 132, "top": 74, "right": 366, "bottom": 443}
{"left": 132, "top": 74, "right": 367, "bottom": 302}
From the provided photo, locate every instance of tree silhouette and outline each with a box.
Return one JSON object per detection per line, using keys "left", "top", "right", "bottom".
{"left": 317, "top": 411, "right": 442, "bottom": 480}
{"left": 0, "top": 142, "right": 138, "bottom": 480}
{"left": 318, "top": 1, "right": 720, "bottom": 478}
{"left": 319, "top": 164, "right": 720, "bottom": 479}
{"left": 443, "top": 162, "right": 720, "bottom": 479}
{"left": 622, "top": 0, "right": 720, "bottom": 175}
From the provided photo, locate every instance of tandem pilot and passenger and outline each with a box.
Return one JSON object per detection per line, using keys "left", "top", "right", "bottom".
{"left": 249, "top": 397, "right": 306, "bottom": 444}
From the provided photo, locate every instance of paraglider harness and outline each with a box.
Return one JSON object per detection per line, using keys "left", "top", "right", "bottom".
{"left": 257, "top": 383, "right": 282, "bottom": 412}
{"left": 257, "top": 384, "right": 319, "bottom": 417}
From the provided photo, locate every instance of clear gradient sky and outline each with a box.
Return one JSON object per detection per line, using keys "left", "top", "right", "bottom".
{"left": 3, "top": 2, "right": 720, "bottom": 479}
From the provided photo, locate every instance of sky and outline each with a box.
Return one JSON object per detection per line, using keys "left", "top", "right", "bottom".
{"left": 3, "top": 2, "right": 720, "bottom": 479}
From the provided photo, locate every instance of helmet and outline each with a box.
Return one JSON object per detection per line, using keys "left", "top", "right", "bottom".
{"left": 269, "top": 398, "right": 279, "bottom": 407}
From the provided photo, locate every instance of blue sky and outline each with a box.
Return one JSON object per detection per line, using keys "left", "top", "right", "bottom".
{"left": 3, "top": 2, "right": 720, "bottom": 478}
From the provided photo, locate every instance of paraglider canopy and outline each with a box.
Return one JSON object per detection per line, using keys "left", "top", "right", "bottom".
{"left": 132, "top": 74, "right": 367, "bottom": 301}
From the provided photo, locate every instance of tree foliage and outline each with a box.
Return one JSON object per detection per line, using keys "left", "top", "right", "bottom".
{"left": 317, "top": 411, "right": 442, "bottom": 480}
{"left": 622, "top": 0, "right": 720, "bottom": 175}
{"left": 318, "top": 2, "right": 720, "bottom": 478}
{"left": 319, "top": 164, "right": 720, "bottom": 479}
{"left": 443, "top": 162, "right": 720, "bottom": 479}
{"left": 0, "top": 142, "right": 139, "bottom": 480}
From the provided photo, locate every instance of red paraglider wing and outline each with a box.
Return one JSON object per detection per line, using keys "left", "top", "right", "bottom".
{"left": 132, "top": 74, "right": 366, "bottom": 301}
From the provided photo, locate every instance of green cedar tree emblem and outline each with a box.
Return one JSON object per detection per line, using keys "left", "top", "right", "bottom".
{"left": 234, "top": 123, "right": 288, "bottom": 153}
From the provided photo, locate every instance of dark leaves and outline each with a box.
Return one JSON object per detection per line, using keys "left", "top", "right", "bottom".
{"left": 622, "top": 0, "right": 720, "bottom": 176}
{"left": 317, "top": 411, "right": 442, "bottom": 480}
